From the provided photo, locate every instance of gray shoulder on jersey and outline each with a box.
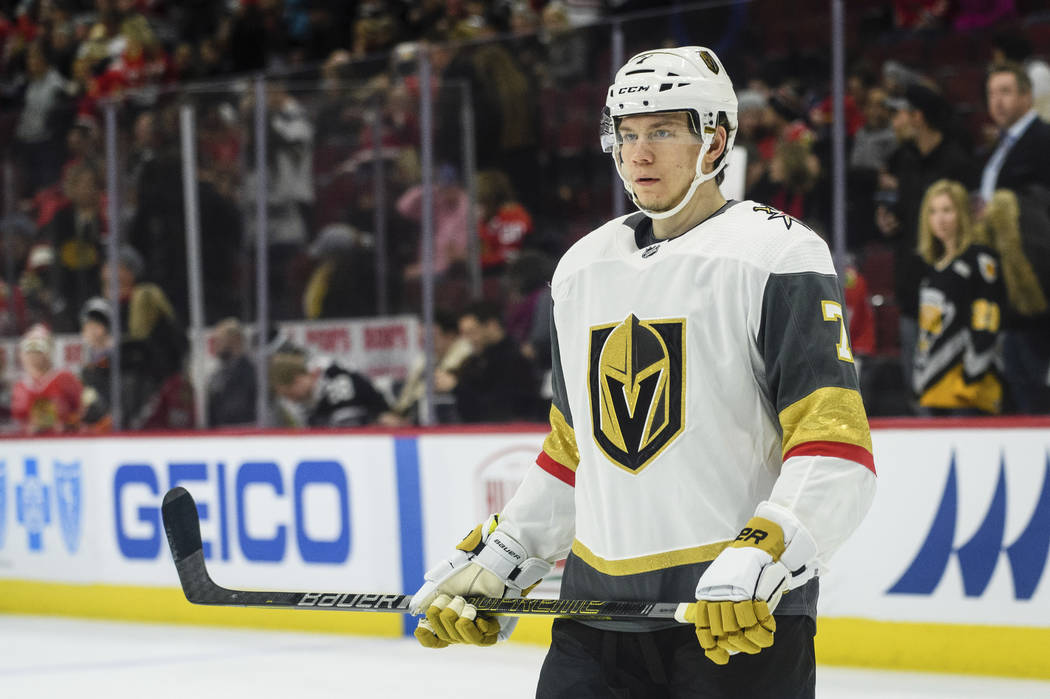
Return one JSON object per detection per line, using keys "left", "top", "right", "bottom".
{"left": 551, "top": 212, "right": 642, "bottom": 289}
{"left": 706, "top": 200, "right": 837, "bottom": 276}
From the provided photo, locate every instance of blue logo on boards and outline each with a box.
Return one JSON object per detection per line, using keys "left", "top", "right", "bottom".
{"left": 16, "top": 457, "right": 50, "bottom": 552}
{"left": 6, "top": 457, "right": 82, "bottom": 554}
{"left": 55, "top": 462, "right": 82, "bottom": 554}
{"left": 888, "top": 450, "right": 1050, "bottom": 600}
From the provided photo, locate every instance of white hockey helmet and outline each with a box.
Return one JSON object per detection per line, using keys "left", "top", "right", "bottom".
{"left": 601, "top": 46, "right": 738, "bottom": 219}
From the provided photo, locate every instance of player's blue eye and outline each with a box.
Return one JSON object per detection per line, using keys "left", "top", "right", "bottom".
{"left": 620, "top": 132, "right": 638, "bottom": 143}
{"left": 651, "top": 129, "right": 673, "bottom": 139}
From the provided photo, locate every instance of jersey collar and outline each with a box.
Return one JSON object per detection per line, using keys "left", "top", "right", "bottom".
{"left": 631, "top": 199, "right": 739, "bottom": 249}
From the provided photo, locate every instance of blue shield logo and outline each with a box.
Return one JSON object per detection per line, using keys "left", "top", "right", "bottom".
{"left": 54, "top": 462, "right": 82, "bottom": 554}
{"left": 0, "top": 460, "right": 6, "bottom": 549}
{"left": 16, "top": 458, "right": 49, "bottom": 552}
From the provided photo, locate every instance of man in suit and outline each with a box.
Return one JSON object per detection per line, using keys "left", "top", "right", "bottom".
{"left": 980, "top": 61, "right": 1050, "bottom": 206}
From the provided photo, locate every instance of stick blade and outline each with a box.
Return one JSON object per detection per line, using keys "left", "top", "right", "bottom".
{"left": 162, "top": 486, "right": 203, "bottom": 564}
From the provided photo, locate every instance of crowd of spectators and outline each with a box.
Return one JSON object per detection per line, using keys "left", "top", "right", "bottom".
{"left": 1, "top": 0, "right": 1049, "bottom": 431}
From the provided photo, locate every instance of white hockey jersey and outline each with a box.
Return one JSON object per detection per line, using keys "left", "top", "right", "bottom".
{"left": 500, "top": 201, "right": 876, "bottom": 629}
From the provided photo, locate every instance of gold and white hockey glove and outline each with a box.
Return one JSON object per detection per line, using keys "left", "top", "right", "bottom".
{"left": 682, "top": 502, "right": 818, "bottom": 665}
{"left": 409, "top": 515, "right": 552, "bottom": 649}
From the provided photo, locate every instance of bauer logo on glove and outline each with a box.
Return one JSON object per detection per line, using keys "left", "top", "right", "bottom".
{"left": 409, "top": 515, "right": 552, "bottom": 649}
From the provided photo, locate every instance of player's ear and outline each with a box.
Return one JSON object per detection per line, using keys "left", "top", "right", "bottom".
{"left": 706, "top": 126, "right": 728, "bottom": 163}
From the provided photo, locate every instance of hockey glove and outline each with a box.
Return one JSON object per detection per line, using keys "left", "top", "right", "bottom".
{"left": 683, "top": 502, "right": 818, "bottom": 665}
{"left": 409, "top": 515, "right": 552, "bottom": 649}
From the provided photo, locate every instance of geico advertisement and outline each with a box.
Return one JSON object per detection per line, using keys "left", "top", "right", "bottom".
{"left": 819, "top": 427, "right": 1050, "bottom": 626}
{"left": 0, "top": 435, "right": 404, "bottom": 592}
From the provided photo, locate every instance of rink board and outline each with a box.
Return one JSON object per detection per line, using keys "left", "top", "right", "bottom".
{"left": 0, "top": 420, "right": 1048, "bottom": 678}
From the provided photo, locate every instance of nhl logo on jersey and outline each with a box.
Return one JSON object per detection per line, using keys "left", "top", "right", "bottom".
{"left": 588, "top": 314, "right": 685, "bottom": 473}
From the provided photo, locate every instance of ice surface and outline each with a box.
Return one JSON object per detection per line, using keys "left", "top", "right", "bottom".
{"left": 2, "top": 615, "right": 1048, "bottom": 698}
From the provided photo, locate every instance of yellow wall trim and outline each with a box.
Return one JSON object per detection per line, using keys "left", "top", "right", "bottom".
{"left": 0, "top": 579, "right": 401, "bottom": 637}
{"left": 818, "top": 617, "right": 1050, "bottom": 679}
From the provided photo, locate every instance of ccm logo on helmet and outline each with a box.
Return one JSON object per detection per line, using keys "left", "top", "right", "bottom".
{"left": 618, "top": 86, "right": 650, "bottom": 94}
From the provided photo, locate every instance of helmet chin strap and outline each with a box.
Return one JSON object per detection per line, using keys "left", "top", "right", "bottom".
{"left": 616, "top": 135, "right": 727, "bottom": 221}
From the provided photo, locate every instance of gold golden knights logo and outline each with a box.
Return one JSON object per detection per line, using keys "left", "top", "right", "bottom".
{"left": 588, "top": 314, "right": 685, "bottom": 473}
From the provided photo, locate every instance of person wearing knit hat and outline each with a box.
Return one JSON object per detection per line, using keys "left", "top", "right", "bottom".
{"left": 19, "top": 322, "right": 54, "bottom": 356}
{"left": 78, "top": 297, "right": 117, "bottom": 432}
{"left": 80, "top": 296, "right": 112, "bottom": 331}
{"left": 12, "top": 322, "right": 83, "bottom": 434}
{"left": 118, "top": 245, "right": 145, "bottom": 282}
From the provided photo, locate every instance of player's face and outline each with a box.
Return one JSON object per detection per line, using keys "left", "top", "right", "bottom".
{"left": 617, "top": 113, "right": 703, "bottom": 212}
{"left": 986, "top": 72, "right": 1031, "bottom": 129}
{"left": 927, "top": 193, "right": 960, "bottom": 247}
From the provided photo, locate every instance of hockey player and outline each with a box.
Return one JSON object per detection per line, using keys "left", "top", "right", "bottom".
{"left": 410, "top": 46, "right": 876, "bottom": 698}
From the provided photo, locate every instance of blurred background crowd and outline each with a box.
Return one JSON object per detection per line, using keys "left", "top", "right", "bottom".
{"left": 0, "top": 0, "right": 1049, "bottom": 435}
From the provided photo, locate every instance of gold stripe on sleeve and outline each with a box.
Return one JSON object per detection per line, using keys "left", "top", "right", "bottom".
{"left": 542, "top": 404, "right": 580, "bottom": 473}
{"left": 779, "top": 386, "right": 873, "bottom": 458}
{"left": 570, "top": 538, "right": 730, "bottom": 576}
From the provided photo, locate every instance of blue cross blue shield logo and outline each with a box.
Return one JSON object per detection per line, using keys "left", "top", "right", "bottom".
{"left": 54, "top": 462, "right": 82, "bottom": 555}
{"left": 16, "top": 457, "right": 50, "bottom": 552}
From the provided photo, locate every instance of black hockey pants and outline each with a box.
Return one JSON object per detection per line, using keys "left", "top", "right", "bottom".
{"left": 535, "top": 615, "right": 815, "bottom": 698}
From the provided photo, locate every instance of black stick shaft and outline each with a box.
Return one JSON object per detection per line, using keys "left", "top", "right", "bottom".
{"left": 161, "top": 486, "right": 688, "bottom": 622}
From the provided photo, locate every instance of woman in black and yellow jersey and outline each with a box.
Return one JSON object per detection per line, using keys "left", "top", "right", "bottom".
{"left": 913, "top": 179, "right": 1006, "bottom": 414}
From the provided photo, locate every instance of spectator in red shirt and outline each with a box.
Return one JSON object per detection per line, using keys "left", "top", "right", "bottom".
{"left": 11, "top": 323, "right": 82, "bottom": 434}
{"left": 477, "top": 169, "right": 533, "bottom": 276}
{"left": 92, "top": 16, "right": 170, "bottom": 101}
{"left": 748, "top": 141, "right": 821, "bottom": 225}
{"left": 757, "top": 87, "right": 815, "bottom": 163}
{"left": 843, "top": 261, "right": 876, "bottom": 366}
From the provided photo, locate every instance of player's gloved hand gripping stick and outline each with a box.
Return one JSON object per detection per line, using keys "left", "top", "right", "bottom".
{"left": 682, "top": 502, "right": 818, "bottom": 665}
{"left": 409, "top": 515, "right": 552, "bottom": 647}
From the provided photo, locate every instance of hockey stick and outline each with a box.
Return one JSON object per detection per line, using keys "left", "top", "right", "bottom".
{"left": 162, "top": 486, "right": 690, "bottom": 622}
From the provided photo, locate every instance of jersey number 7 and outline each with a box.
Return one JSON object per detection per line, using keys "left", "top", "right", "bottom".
{"left": 820, "top": 300, "right": 855, "bottom": 363}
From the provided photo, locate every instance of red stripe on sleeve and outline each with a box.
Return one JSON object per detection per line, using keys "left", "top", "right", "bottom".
{"left": 536, "top": 451, "right": 576, "bottom": 487}
{"left": 784, "top": 440, "right": 876, "bottom": 475}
